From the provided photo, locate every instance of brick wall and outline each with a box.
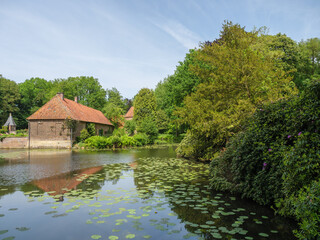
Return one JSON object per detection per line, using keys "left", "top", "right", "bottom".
{"left": 29, "top": 120, "right": 114, "bottom": 148}
{"left": 0, "top": 137, "right": 28, "bottom": 148}
{"left": 29, "top": 120, "right": 70, "bottom": 141}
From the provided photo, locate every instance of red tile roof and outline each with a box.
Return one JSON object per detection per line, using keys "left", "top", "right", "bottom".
{"left": 27, "top": 94, "right": 113, "bottom": 126}
{"left": 124, "top": 106, "right": 134, "bottom": 118}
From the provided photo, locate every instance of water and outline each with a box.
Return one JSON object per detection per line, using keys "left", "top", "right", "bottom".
{"left": 0, "top": 147, "right": 297, "bottom": 240}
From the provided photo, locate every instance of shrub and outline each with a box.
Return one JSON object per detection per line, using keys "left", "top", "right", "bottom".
{"left": 0, "top": 126, "right": 8, "bottom": 134}
{"left": 124, "top": 120, "right": 136, "bottom": 136}
{"left": 86, "top": 123, "right": 96, "bottom": 136}
{"left": 80, "top": 128, "right": 91, "bottom": 142}
{"left": 138, "top": 117, "right": 158, "bottom": 144}
{"left": 133, "top": 133, "right": 148, "bottom": 146}
{"left": 157, "top": 134, "right": 174, "bottom": 143}
{"left": 120, "top": 135, "right": 137, "bottom": 147}
{"left": 85, "top": 136, "right": 110, "bottom": 149}
{"left": 209, "top": 79, "right": 320, "bottom": 239}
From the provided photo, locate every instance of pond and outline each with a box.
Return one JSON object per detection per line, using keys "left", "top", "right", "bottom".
{"left": 0, "top": 147, "right": 297, "bottom": 240}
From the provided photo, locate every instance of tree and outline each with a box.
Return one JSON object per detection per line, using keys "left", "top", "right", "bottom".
{"left": 0, "top": 75, "right": 20, "bottom": 126}
{"left": 106, "top": 87, "right": 126, "bottom": 111}
{"left": 18, "top": 77, "right": 53, "bottom": 128}
{"left": 299, "top": 38, "right": 320, "bottom": 76}
{"left": 175, "top": 21, "right": 297, "bottom": 159}
{"left": 155, "top": 49, "right": 201, "bottom": 119}
{"left": 50, "top": 76, "right": 106, "bottom": 110}
{"left": 133, "top": 88, "right": 157, "bottom": 125}
{"left": 102, "top": 103, "right": 124, "bottom": 129}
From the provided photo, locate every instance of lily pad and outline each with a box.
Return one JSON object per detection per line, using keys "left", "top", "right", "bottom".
{"left": 0, "top": 230, "right": 9, "bottom": 235}
{"left": 16, "top": 227, "right": 30, "bottom": 231}
{"left": 126, "top": 234, "right": 135, "bottom": 239}
{"left": 2, "top": 237, "right": 15, "bottom": 240}
{"left": 109, "top": 236, "right": 119, "bottom": 240}
{"left": 259, "top": 233, "right": 269, "bottom": 237}
{"left": 91, "top": 235, "right": 102, "bottom": 239}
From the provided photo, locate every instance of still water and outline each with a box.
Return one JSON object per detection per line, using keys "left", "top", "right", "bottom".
{"left": 0, "top": 147, "right": 296, "bottom": 240}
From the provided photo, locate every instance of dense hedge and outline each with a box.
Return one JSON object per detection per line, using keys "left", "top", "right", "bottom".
{"left": 210, "top": 80, "right": 320, "bottom": 239}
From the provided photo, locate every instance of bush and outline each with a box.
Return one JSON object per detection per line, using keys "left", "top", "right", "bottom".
{"left": 120, "top": 135, "right": 137, "bottom": 147}
{"left": 157, "top": 134, "right": 174, "bottom": 144}
{"left": 133, "top": 133, "right": 148, "bottom": 146}
{"left": 87, "top": 123, "right": 96, "bottom": 136}
{"left": 0, "top": 126, "right": 8, "bottom": 134}
{"left": 85, "top": 136, "right": 111, "bottom": 149}
{"left": 138, "top": 117, "right": 158, "bottom": 144}
{"left": 80, "top": 128, "right": 91, "bottom": 142}
{"left": 209, "top": 80, "right": 320, "bottom": 239}
{"left": 124, "top": 120, "right": 136, "bottom": 136}
{"left": 293, "top": 180, "right": 320, "bottom": 240}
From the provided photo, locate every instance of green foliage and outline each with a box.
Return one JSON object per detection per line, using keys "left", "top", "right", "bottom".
{"left": 102, "top": 103, "right": 124, "bottom": 128}
{"left": 86, "top": 123, "right": 96, "bottom": 136}
{"left": 120, "top": 135, "right": 137, "bottom": 147}
{"left": 293, "top": 180, "right": 320, "bottom": 240}
{"left": 133, "top": 88, "right": 157, "bottom": 125}
{"left": 155, "top": 49, "right": 201, "bottom": 119}
{"left": 85, "top": 136, "right": 111, "bottom": 149}
{"left": 18, "top": 77, "right": 53, "bottom": 128}
{"left": 80, "top": 129, "right": 91, "bottom": 142}
{"left": 124, "top": 120, "right": 136, "bottom": 136}
{"left": 49, "top": 76, "right": 106, "bottom": 111}
{"left": 106, "top": 87, "right": 126, "bottom": 112}
{"left": 138, "top": 117, "right": 158, "bottom": 144}
{"left": 210, "top": 80, "right": 320, "bottom": 239}
{"left": 132, "top": 133, "right": 148, "bottom": 146}
{"left": 175, "top": 21, "right": 296, "bottom": 160}
{"left": 156, "top": 134, "right": 174, "bottom": 143}
{"left": 0, "top": 126, "right": 8, "bottom": 134}
{"left": 0, "top": 75, "right": 20, "bottom": 126}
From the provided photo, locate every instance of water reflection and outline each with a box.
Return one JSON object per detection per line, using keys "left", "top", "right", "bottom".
{"left": 0, "top": 148, "right": 297, "bottom": 240}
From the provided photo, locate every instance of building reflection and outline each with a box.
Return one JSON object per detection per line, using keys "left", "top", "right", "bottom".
{"left": 32, "top": 166, "right": 103, "bottom": 201}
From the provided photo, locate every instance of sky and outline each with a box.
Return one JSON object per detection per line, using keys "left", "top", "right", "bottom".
{"left": 1, "top": 0, "right": 320, "bottom": 99}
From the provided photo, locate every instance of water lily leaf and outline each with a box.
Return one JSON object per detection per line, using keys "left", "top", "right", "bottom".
{"left": 126, "top": 234, "right": 135, "bottom": 239}
{"left": 271, "top": 230, "right": 278, "bottom": 233}
{"left": 258, "top": 233, "right": 269, "bottom": 237}
{"left": 16, "top": 227, "right": 30, "bottom": 231}
{"left": 45, "top": 211, "right": 58, "bottom": 215}
{"left": 91, "top": 235, "right": 102, "bottom": 239}
{"left": 2, "top": 237, "right": 15, "bottom": 240}
{"left": 109, "top": 236, "right": 119, "bottom": 240}
{"left": 0, "top": 230, "right": 9, "bottom": 235}
{"left": 143, "top": 235, "right": 151, "bottom": 239}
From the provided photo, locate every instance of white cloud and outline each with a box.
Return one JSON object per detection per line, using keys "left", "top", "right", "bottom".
{"left": 154, "top": 19, "right": 201, "bottom": 49}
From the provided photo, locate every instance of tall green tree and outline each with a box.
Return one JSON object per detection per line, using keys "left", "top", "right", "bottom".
{"left": 106, "top": 87, "right": 126, "bottom": 111}
{"left": 299, "top": 38, "right": 320, "bottom": 76}
{"left": 155, "top": 49, "right": 201, "bottom": 119}
{"left": 18, "top": 78, "right": 53, "bottom": 128}
{"left": 133, "top": 88, "right": 157, "bottom": 124}
{"left": 175, "top": 21, "right": 297, "bottom": 160}
{"left": 0, "top": 75, "right": 20, "bottom": 126}
{"left": 50, "top": 76, "right": 106, "bottom": 110}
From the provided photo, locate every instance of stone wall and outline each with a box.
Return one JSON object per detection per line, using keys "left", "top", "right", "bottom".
{"left": 0, "top": 137, "right": 28, "bottom": 149}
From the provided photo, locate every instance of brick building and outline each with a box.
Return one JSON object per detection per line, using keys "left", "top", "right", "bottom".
{"left": 27, "top": 93, "right": 114, "bottom": 148}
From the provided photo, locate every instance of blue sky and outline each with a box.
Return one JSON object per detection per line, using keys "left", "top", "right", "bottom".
{"left": 1, "top": 0, "right": 319, "bottom": 99}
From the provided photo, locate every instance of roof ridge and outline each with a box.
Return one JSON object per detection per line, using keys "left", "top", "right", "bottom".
{"left": 58, "top": 97, "right": 77, "bottom": 120}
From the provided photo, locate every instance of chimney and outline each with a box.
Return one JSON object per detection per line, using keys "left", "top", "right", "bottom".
{"left": 57, "top": 92, "right": 64, "bottom": 100}
{"left": 74, "top": 96, "right": 78, "bottom": 103}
